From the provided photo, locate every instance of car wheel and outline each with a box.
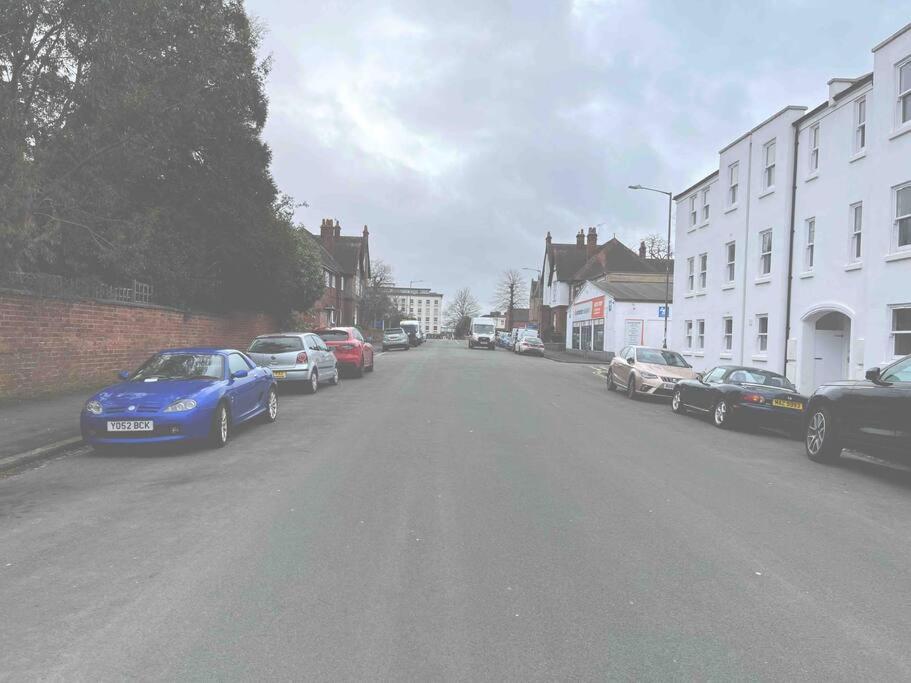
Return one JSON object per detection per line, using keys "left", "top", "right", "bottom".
{"left": 805, "top": 406, "right": 842, "bottom": 463}
{"left": 330, "top": 369, "right": 340, "bottom": 386}
{"left": 210, "top": 402, "right": 230, "bottom": 447}
{"left": 366, "top": 357, "right": 375, "bottom": 372}
{"left": 671, "top": 390, "right": 686, "bottom": 414}
{"left": 626, "top": 375, "right": 638, "bottom": 400}
{"left": 606, "top": 369, "right": 616, "bottom": 391}
{"left": 712, "top": 400, "right": 732, "bottom": 428}
{"left": 468, "top": 341, "right": 473, "bottom": 349}
{"left": 382, "top": 345, "right": 388, "bottom": 352}
{"left": 264, "top": 387, "right": 278, "bottom": 422}
{"left": 304, "top": 370, "right": 319, "bottom": 394}
{"left": 354, "top": 358, "right": 365, "bottom": 377}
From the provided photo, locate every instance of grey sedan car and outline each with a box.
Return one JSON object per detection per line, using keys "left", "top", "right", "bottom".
{"left": 247, "top": 333, "right": 340, "bottom": 393}
{"left": 382, "top": 328, "right": 410, "bottom": 351}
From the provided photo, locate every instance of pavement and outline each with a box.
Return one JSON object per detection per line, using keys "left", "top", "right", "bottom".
{"left": 0, "top": 391, "right": 87, "bottom": 463}
{"left": 4, "top": 340, "right": 911, "bottom": 679}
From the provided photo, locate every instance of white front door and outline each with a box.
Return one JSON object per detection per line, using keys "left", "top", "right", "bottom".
{"left": 813, "top": 329, "right": 846, "bottom": 388}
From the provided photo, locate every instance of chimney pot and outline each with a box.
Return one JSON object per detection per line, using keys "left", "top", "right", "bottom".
{"left": 576, "top": 229, "right": 585, "bottom": 248}
{"left": 545, "top": 231, "right": 552, "bottom": 245}
{"left": 586, "top": 226, "right": 598, "bottom": 257}
{"left": 639, "top": 240, "right": 647, "bottom": 258}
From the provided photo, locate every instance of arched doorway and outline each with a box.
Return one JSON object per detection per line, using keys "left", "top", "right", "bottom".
{"left": 799, "top": 308, "right": 852, "bottom": 391}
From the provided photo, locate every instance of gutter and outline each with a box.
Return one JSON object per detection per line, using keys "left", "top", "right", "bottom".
{"left": 783, "top": 121, "right": 800, "bottom": 373}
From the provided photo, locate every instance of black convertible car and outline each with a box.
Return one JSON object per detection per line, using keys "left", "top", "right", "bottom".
{"left": 672, "top": 365, "right": 807, "bottom": 433}
{"left": 804, "top": 354, "right": 911, "bottom": 463}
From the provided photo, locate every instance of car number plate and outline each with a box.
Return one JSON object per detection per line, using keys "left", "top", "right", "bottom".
{"left": 107, "top": 420, "right": 153, "bottom": 432}
{"left": 772, "top": 399, "right": 803, "bottom": 410}
{"left": 273, "top": 371, "right": 287, "bottom": 379}
{"left": 662, "top": 382, "right": 676, "bottom": 390}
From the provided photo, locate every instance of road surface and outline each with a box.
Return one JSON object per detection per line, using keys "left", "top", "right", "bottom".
{"left": 3, "top": 340, "right": 911, "bottom": 680}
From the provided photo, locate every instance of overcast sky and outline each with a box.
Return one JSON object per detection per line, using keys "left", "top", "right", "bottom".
{"left": 245, "top": 0, "right": 908, "bottom": 310}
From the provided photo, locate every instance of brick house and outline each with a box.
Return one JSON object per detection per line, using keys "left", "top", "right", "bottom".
{"left": 302, "top": 218, "right": 371, "bottom": 328}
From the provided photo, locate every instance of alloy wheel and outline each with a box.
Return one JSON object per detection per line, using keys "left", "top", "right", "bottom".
{"left": 627, "top": 376, "right": 636, "bottom": 399}
{"left": 806, "top": 411, "right": 826, "bottom": 456}
{"left": 713, "top": 401, "right": 728, "bottom": 427}
{"left": 606, "top": 370, "right": 615, "bottom": 391}
{"left": 672, "top": 390, "right": 683, "bottom": 413}
{"left": 267, "top": 389, "right": 278, "bottom": 421}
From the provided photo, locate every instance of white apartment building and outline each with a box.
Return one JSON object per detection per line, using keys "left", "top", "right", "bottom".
{"left": 672, "top": 22, "right": 911, "bottom": 394}
{"left": 387, "top": 286, "right": 444, "bottom": 336}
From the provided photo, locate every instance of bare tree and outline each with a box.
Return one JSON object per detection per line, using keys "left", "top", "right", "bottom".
{"left": 493, "top": 269, "right": 527, "bottom": 330}
{"left": 444, "top": 287, "right": 480, "bottom": 337}
{"left": 640, "top": 233, "right": 673, "bottom": 260}
{"left": 360, "top": 259, "right": 396, "bottom": 327}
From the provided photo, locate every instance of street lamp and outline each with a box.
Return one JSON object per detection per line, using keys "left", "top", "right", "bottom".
{"left": 628, "top": 184, "right": 673, "bottom": 349}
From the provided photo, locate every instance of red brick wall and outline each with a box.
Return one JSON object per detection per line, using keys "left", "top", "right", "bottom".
{"left": 0, "top": 291, "right": 280, "bottom": 399}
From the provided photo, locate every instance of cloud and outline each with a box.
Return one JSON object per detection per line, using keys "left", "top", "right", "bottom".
{"left": 247, "top": 0, "right": 908, "bottom": 308}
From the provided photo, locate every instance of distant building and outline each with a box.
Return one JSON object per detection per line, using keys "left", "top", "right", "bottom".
{"left": 386, "top": 286, "right": 444, "bottom": 336}
{"left": 303, "top": 218, "right": 371, "bottom": 328}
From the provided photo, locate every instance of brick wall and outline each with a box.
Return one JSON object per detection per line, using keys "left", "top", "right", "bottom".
{"left": 0, "top": 291, "right": 280, "bottom": 399}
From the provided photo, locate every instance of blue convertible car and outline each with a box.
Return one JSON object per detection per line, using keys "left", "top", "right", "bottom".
{"left": 80, "top": 348, "right": 278, "bottom": 449}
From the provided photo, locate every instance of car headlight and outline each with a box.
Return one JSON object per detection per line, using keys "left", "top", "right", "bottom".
{"left": 164, "top": 398, "right": 198, "bottom": 412}
{"left": 639, "top": 371, "right": 658, "bottom": 380}
{"left": 85, "top": 400, "right": 103, "bottom": 414}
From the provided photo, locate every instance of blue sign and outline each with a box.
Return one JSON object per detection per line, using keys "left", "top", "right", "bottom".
{"left": 658, "top": 305, "right": 670, "bottom": 318}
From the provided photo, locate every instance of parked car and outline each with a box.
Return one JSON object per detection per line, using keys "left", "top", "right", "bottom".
{"left": 80, "top": 348, "right": 278, "bottom": 449}
{"left": 804, "top": 354, "right": 911, "bottom": 464}
{"left": 247, "top": 333, "right": 340, "bottom": 393}
{"left": 316, "top": 327, "right": 375, "bottom": 377}
{"left": 468, "top": 317, "right": 497, "bottom": 350}
{"left": 382, "top": 327, "right": 410, "bottom": 351}
{"left": 671, "top": 365, "right": 807, "bottom": 433}
{"left": 515, "top": 335, "right": 544, "bottom": 356}
{"left": 511, "top": 328, "right": 539, "bottom": 351}
{"left": 606, "top": 345, "right": 697, "bottom": 398}
{"left": 496, "top": 332, "right": 512, "bottom": 348}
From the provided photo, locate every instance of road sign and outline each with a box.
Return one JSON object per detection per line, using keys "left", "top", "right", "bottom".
{"left": 658, "top": 305, "right": 670, "bottom": 319}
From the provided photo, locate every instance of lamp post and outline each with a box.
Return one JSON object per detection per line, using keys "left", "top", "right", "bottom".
{"left": 628, "top": 184, "right": 673, "bottom": 349}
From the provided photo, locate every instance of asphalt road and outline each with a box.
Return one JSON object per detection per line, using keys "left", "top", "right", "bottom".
{"left": 4, "top": 340, "right": 911, "bottom": 680}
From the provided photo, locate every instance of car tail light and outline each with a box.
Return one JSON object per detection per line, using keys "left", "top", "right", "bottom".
{"left": 743, "top": 393, "right": 765, "bottom": 404}
{"left": 296, "top": 351, "right": 308, "bottom": 364}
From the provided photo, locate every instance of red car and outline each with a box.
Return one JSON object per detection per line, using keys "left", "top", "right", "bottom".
{"left": 315, "top": 327, "right": 375, "bottom": 377}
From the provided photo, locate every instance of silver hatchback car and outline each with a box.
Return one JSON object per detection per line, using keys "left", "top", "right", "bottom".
{"left": 247, "top": 333, "right": 340, "bottom": 393}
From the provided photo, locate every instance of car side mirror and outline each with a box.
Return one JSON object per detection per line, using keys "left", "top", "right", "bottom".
{"left": 627, "top": 357, "right": 635, "bottom": 365}
{"left": 232, "top": 369, "right": 249, "bottom": 379}
{"left": 696, "top": 372, "right": 704, "bottom": 382}
{"left": 117, "top": 370, "right": 131, "bottom": 380}
{"left": 865, "top": 367, "right": 881, "bottom": 381}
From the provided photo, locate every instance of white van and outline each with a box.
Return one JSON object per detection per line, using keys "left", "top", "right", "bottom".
{"left": 399, "top": 320, "right": 424, "bottom": 346}
{"left": 468, "top": 317, "right": 497, "bottom": 350}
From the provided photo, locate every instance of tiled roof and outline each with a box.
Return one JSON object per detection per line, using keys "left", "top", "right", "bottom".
{"left": 573, "top": 238, "right": 661, "bottom": 281}
{"left": 332, "top": 236, "right": 364, "bottom": 275}
{"left": 302, "top": 229, "right": 342, "bottom": 272}
{"left": 592, "top": 278, "right": 672, "bottom": 303}
{"left": 551, "top": 243, "right": 591, "bottom": 281}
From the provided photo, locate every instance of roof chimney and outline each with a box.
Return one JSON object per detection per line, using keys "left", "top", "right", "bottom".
{"left": 320, "top": 218, "right": 335, "bottom": 250}
{"left": 363, "top": 224, "right": 369, "bottom": 237}
{"left": 586, "top": 226, "right": 598, "bottom": 257}
{"left": 639, "top": 240, "right": 647, "bottom": 258}
{"left": 545, "top": 231, "right": 552, "bottom": 247}
{"left": 576, "top": 229, "right": 585, "bottom": 248}
{"left": 334, "top": 219, "right": 341, "bottom": 238}
{"left": 827, "top": 77, "right": 855, "bottom": 102}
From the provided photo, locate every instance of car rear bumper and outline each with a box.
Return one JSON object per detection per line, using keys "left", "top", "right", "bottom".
{"left": 269, "top": 368, "right": 312, "bottom": 382}
{"left": 731, "top": 403, "right": 804, "bottom": 426}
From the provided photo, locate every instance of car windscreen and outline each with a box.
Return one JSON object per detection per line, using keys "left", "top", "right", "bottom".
{"left": 318, "top": 330, "right": 350, "bottom": 342}
{"left": 881, "top": 356, "right": 911, "bottom": 383}
{"left": 385, "top": 328, "right": 404, "bottom": 335}
{"left": 523, "top": 337, "right": 542, "bottom": 344}
{"left": 727, "top": 369, "right": 795, "bottom": 389}
{"left": 132, "top": 353, "right": 224, "bottom": 381}
{"left": 636, "top": 348, "right": 690, "bottom": 367}
{"left": 401, "top": 323, "right": 418, "bottom": 333}
{"left": 472, "top": 324, "right": 495, "bottom": 334}
{"left": 249, "top": 336, "right": 304, "bottom": 353}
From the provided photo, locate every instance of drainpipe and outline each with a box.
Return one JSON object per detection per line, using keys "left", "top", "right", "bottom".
{"left": 783, "top": 121, "right": 800, "bottom": 374}
{"left": 738, "top": 138, "right": 754, "bottom": 365}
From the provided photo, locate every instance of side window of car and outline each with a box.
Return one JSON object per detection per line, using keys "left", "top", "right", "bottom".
{"left": 306, "top": 335, "right": 321, "bottom": 352}
{"left": 228, "top": 354, "right": 248, "bottom": 375}
{"left": 882, "top": 357, "right": 911, "bottom": 383}
{"left": 705, "top": 368, "right": 725, "bottom": 383}
{"left": 354, "top": 329, "right": 364, "bottom": 342}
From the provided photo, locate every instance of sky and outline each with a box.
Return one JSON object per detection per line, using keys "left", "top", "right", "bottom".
{"left": 244, "top": 0, "right": 908, "bottom": 310}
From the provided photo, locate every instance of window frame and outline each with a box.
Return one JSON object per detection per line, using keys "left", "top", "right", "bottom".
{"left": 804, "top": 217, "right": 815, "bottom": 271}
{"left": 689, "top": 195, "right": 698, "bottom": 227}
{"left": 695, "top": 319, "right": 705, "bottom": 351}
{"left": 722, "top": 316, "right": 733, "bottom": 352}
{"left": 702, "top": 188, "right": 710, "bottom": 222}
{"left": 762, "top": 139, "right": 776, "bottom": 191}
{"left": 687, "top": 257, "right": 695, "bottom": 292}
{"left": 890, "top": 305, "right": 911, "bottom": 358}
{"left": 698, "top": 252, "right": 708, "bottom": 290}
{"left": 894, "top": 182, "right": 911, "bottom": 252}
{"left": 684, "top": 321, "right": 693, "bottom": 350}
{"left": 808, "top": 123, "right": 819, "bottom": 173}
{"left": 725, "top": 241, "right": 736, "bottom": 283}
{"left": 759, "top": 229, "right": 773, "bottom": 276}
{"left": 850, "top": 202, "right": 863, "bottom": 263}
{"left": 898, "top": 57, "right": 911, "bottom": 127}
{"left": 756, "top": 315, "right": 769, "bottom": 354}
{"left": 728, "top": 161, "right": 739, "bottom": 207}
{"left": 854, "top": 96, "right": 866, "bottom": 154}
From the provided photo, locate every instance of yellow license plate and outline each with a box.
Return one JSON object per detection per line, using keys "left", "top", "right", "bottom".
{"left": 273, "top": 371, "right": 286, "bottom": 379}
{"left": 772, "top": 399, "right": 803, "bottom": 410}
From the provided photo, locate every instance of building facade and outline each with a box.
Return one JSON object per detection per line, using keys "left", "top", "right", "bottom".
{"left": 387, "top": 286, "right": 444, "bottom": 336}
{"left": 672, "top": 22, "right": 911, "bottom": 394}
{"left": 304, "top": 219, "right": 371, "bottom": 328}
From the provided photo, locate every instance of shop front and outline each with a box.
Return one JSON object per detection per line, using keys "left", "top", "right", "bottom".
{"left": 570, "top": 294, "right": 606, "bottom": 351}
